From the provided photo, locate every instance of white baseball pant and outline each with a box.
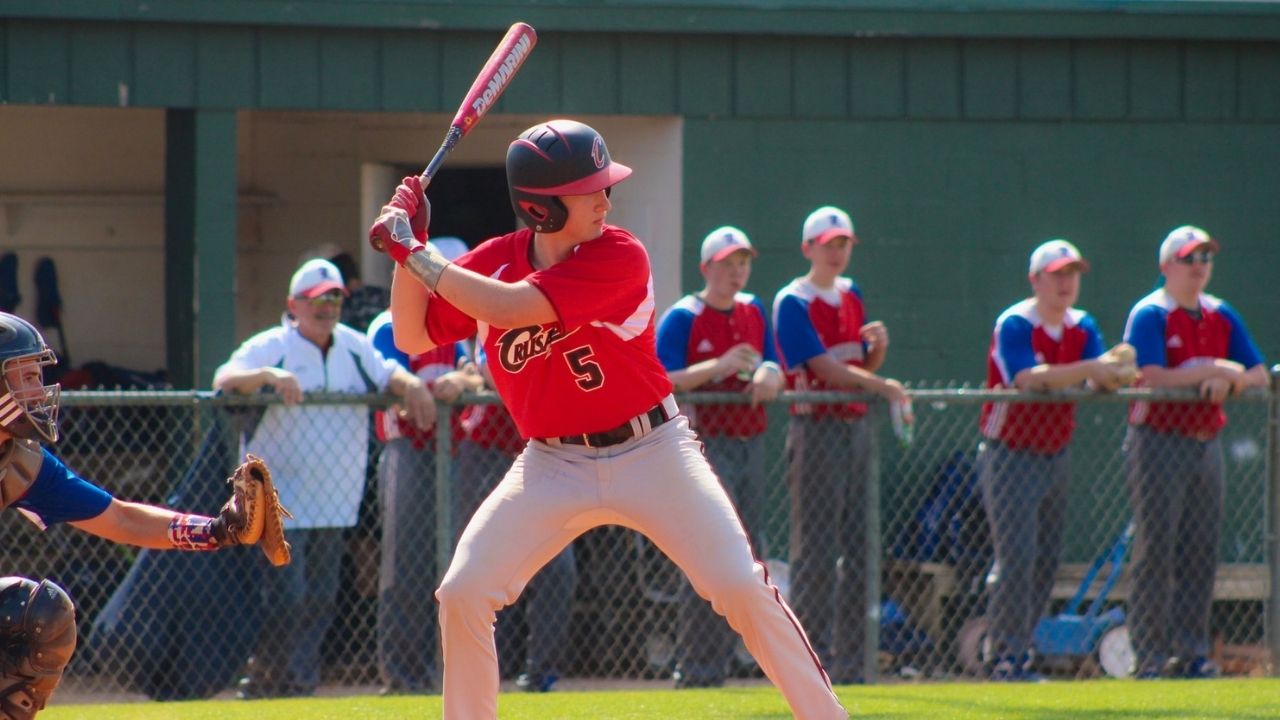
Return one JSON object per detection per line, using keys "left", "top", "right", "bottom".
{"left": 435, "top": 413, "right": 848, "bottom": 719}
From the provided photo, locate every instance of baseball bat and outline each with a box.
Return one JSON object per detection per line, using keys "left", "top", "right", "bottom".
{"left": 371, "top": 22, "right": 537, "bottom": 251}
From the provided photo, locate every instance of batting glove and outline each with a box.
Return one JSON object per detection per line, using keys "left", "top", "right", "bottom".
{"left": 369, "top": 205, "right": 426, "bottom": 266}
{"left": 390, "top": 175, "right": 430, "bottom": 242}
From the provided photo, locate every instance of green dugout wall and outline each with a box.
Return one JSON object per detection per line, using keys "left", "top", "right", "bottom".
{"left": 1, "top": 1, "right": 1278, "bottom": 383}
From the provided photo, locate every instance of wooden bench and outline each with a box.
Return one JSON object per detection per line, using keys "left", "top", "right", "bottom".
{"left": 884, "top": 559, "right": 1270, "bottom": 640}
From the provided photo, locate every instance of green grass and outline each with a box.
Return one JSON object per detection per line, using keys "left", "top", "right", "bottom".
{"left": 44, "top": 679, "right": 1280, "bottom": 719}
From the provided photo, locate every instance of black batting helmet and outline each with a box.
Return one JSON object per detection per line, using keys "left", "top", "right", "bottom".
{"left": 506, "top": 119, "right": 632, "bottom": 233}
{"left": 0, "top": 312, "right": 61, "bottom": 443}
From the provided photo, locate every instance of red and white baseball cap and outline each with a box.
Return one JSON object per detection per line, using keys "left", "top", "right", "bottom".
{"left": 1028, "top": 239, "right": 1089, "bottom": 275}
{"left": 289, "top": 258, "right": 348, "bottom": 299}
{"left": 802, "top": 206, "right": 856, "bottom": 245}
{"left": 1158, "top": 225, "right": 1220, "bottom": 265}
{"left": 700, "top": 226, "right": 757, "bottom": 267}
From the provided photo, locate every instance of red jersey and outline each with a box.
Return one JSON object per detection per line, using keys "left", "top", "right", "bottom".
{"left": 655, "top": 292, "right": 776, "bottom": 437}
{"left": 979, "top": 299, "right": 1104, "bottom": 454}
{"left": 1124, "top": 289, "right": 1264, "bottom": 439}
{"left": 772, "top": 277, "right": 869, "bottom": 420}
{"left": 425, "top": 226, "right": 674, "bottom": 439}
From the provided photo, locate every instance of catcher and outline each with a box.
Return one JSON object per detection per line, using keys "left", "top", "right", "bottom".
{"left": 0, "top": 311, "right": 290, "bottom": 719}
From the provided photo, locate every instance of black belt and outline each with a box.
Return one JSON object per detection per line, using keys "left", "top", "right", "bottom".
{"left": 544, "top": 402, "right": 674, "bottom": 449}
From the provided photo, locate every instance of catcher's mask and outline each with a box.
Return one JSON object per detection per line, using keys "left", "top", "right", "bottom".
{"left": 0, "top": 312, "right": 61, "bottom": 443}
{"left": 506, "top": 119, "right": 632, "bottom": 234}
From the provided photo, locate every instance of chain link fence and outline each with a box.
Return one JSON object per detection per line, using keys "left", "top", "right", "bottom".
{"left": 6, "top": 378, "right": 1276, "bottom": 701}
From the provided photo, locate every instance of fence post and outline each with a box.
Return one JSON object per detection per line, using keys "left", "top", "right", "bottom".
{"left": 1268, "top": 367, "right": 1280, "bottom": 677}
{"left": 435, "top": 399, "right": 454, "bottom": 583}
{"left": 864, "top": 402, "right": 883, "bottom": 683}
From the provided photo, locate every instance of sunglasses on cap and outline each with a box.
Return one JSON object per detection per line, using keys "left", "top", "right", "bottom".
{"left": 298, "top": 290, "right": 344, "bottom": 306}
{"left": 1175, "top": 250, "right": 1214, "bottom": 265}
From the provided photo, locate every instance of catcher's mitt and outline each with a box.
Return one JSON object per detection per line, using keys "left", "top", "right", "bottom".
{"left": 1099, "top": 342, "right": 1139, "bottom": 386}
{"left": 212, "top": 454, "right": 293, "bottom": 566}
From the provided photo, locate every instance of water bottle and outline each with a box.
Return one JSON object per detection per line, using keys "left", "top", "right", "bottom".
{"left": 889, "top": 396, "right": 915, "bottom": 449}
{"left": 736, "top": 349, "right": 762, "bottom": 382}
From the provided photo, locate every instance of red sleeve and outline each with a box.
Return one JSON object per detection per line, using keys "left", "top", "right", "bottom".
{"left": 423, "top": 236, "right": 511, "bottom": 345}
{"left": 526, "top": 227, "right": 650, "bottom": 331}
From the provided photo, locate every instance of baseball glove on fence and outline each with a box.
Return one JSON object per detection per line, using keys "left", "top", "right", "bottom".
{"left": 210, "top": 454, "right": 293, "bottom": 566}
{"left": 1098, "top": 342, "right": 1139, "bottom": 386}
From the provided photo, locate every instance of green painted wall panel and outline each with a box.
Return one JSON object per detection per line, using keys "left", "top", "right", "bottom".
{"left": 499, "top": 32, "right": 557, "bottom": 115}
{"left": 962, "top": 40, "right": 1017, "bottom": 119}
{"left": 1184, "top": 43, "right": 1237, "bottom": 121}
{"left": 7, "top": 21, "right": 69, "bottom": 104}
{"left": 1017, "top": 40, "right": 1071, "bottom": 119}
{"left": 1129, "top": 42, "right": 1182, "bottom": 119}
{"left": 1238, "top": 43, "right": 1280, "bottom": 119}
{"left": 849, "top": 40, "right": 905, "bottom": 118}
{"left": 1073, "top": 41, "right": 1128, "bottom": 119}
{"left": 735, "top": 37, "right": 791, "bottom": 118}
{"left": 320, "top": 31, "right": 378, "bottom": 110}
{"left": 0, "top": 24, "right": 7, "bottom": 102}
{"left": 907, "top": 40, "right": 960, "bottom": 119}
{"left": 677, "top": 35, "right": 732, "bottom": 117}
{"left": 618, "top": 35, "right": 676, "bottom": 115}
{"left": 381, "top": 32, "right": 442, "bottom": 112}
{"left": 440, "top": 34, "right": 503, "bottom": 113}
{"left": 135, "top": 25, "right": 197, "bottom": 107}
{"left": 793, "top": 39, "right": 848, "bottom": 119}
{"left": 259, "top": 28, "right": 320, "bottom": 108}
{"left": 69, "top": 24, "right": 130, "bottom": 106}
{"left": 559, "top": 35, "right": 618, "bottom": 114}
{"left": 197, "top": 26, "right": 256, "bottom": 109}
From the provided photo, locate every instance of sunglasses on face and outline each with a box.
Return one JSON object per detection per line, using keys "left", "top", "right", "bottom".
{"left": 1176, "top": 250, "right": 1215, "bottom": 265}
{"left": 300, "top": 290, "right": 344, "bottom": 307}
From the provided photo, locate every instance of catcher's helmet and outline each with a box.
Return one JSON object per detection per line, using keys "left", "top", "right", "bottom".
{"left": 506, "top": 119, "right": 632, "bottom": 233}
{"left": 0, "top": 312, "right": 61, "bottom": 443}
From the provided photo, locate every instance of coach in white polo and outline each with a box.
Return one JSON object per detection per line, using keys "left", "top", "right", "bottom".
{"left": 214, "top": 256, "right": 433, "bottom": 699}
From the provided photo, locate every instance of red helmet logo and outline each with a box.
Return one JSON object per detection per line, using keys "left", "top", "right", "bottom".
{"left": 591, "top": 136, "right": 606, "bottom": 169}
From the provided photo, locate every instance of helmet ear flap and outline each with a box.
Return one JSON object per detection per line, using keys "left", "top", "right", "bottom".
{"left": 519, "top": 200, "right": 549, "bottom": 223}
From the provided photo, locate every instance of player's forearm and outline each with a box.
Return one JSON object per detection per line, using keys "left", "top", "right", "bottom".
{"left": 667, "top": 358, "right": 725, "bottom": 392}
{"left": 434, "top": 265, "right": 558, "bottom": 328}
{"left": 1014, "top": 362, "right": 1095, "bottom": 391}
{"left": 71, "top": 500, "right": 184, "bottom": 549}
{"left": 809, "top": 354, "right": 890, "bottom": 394}
{"left": 863, "top": 344, "right": 887, "bottom": 373}
{"left": 391, "top": 266, "right": 436, "bottom": 354}
{"left": 1140, "top": 362, "right": 1239, "bottom": 389}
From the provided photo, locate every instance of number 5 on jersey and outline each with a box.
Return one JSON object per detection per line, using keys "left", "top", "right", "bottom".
{"left": 564, "top": 346, "right": 604, "bottom": 390}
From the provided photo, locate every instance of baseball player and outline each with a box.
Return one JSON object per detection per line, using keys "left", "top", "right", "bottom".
{"left": 0, "top": 311, "right": 285, "bottom": 719}
{"left": 367, "top": 299, "right": 471, "bottom": 695}
{"left": 655, "top": 225, "right": 783, "bottom": 688}
{"left": 977, "top": 239, "right": 1129, "bottom": 680}
{"left": 772, "top": 205, "right": 906, "bottom": 684}
{"left": 1122, "top": 226, "right": 1267, "bottom": 679}
{"left": 453, "top": 348, "right": 577, "bottom": 693}
{"left": 369, "top": 119, "right": 847, "bottom": 719}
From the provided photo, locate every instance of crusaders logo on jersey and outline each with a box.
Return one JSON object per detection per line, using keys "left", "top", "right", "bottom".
{"left": 497, "top": 324, "right": 576, "bottom": 372}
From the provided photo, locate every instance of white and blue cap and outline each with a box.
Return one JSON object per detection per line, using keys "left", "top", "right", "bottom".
{"left": 1158, "top": 225, "right": 1220, "bottom": 266}
{"left": 1029, "top": 239, "right": 1089, "bottom": 275}
{"left": 289, "top": 258, "right": 348, "bottom": 298}
{"left": 699, "top": 226, "right": 756, "bottom": 267}
{"left": 802, "top": 206, "right": 856, "bottom": 245}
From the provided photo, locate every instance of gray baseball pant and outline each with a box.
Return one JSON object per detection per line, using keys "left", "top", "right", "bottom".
{"left": 1123, "top": 425, "right": 1224, "bottom": 672}
{"left": 785, "top": 414, "right": 871, "bottom": 684}
{"left": 976, "top": 440, "right": 1071, "bottom": 661}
